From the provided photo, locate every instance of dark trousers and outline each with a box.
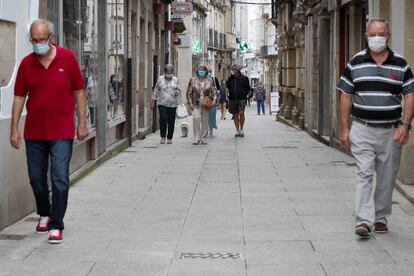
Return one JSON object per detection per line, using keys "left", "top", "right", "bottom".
{"left": 25, "top": 140, "right": 73, "bottom": 230}
{"left": 158, "top": 105, "right": 177, "bottom": 139}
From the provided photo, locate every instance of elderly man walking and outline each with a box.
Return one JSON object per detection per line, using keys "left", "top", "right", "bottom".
{"left": 226, "top": 64, "right": 250, "bottom": 137}
{"left": 337, "top": 19, "right": 414, "bottom": 238}
{"left": 10, "top": 19, "right": 88, "bottom": 244}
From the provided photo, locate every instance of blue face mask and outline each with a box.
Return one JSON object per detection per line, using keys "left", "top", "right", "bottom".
{"left": 33, "top": 43, "right": 50, "bottom": 55}
{"left": 198, "top": 71, "right": 207, "bottom": 78}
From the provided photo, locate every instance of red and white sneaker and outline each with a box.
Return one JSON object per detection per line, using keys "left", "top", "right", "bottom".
{"left": 36, "top": 216, "right": 51, "bottom": 234}
{"left": 48, "top": 229, "right": 63, "bottom": 244}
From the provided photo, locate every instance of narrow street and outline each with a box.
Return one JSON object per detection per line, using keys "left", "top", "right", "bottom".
{"left": 1, "top": 105, "right": 414, "bottom": 276}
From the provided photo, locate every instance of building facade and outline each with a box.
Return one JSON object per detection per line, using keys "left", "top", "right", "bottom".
{"left": 272, "top": 0, "right": 414, "bottom": 185}
{"left": 0, "top": 0, "right": 172, "bottom": 230}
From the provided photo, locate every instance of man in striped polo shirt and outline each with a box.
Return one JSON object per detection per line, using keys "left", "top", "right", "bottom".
{"left": 337, "top": 19, "right": 414, "bottom": 238}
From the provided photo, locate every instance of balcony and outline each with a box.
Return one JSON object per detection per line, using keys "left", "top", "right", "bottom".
{"left": 260, "top": 45, "right": 268, "bottom": 58}
{"left": 260, "top": 45, "right": 278, "bottom": 58}
{"left": 208, "top": 29, "right": 228, "bottom": 51}
{"left": 271, "top": 0, "right": 278, "bottom": 27}
{"left": 208, "top": 28, "right": 214, "bottom": 47}
{"left": 226, "top": 32, "right": 236, "bottom": 50}
{"left": 214, "top": 30, "right": 218, "bottom": 48}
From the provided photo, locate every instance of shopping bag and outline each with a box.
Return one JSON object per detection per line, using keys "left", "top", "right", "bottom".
{"left": 176, "top": 103, "right": 189, "bottom": 119}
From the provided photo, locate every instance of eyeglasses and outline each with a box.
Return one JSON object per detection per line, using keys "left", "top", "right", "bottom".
{"left": 367, "top": 32, "right": 387, "bottom": 38}
{"left": 30, "top": 33, "right": 51, "bottom": 44}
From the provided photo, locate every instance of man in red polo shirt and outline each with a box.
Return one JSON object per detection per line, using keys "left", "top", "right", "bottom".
{"left": 10, "top": 18, "right": 88, "bottom": 244}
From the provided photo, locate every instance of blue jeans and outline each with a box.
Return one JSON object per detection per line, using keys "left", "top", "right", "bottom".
{"left": 257, "top": 100, "right": 265, "bottom": 114}
{"left": 208, "top": 106, "right": 217, "bottom": 129}
{"left": 25, "top": 140, "right": 73, "bottom": 230}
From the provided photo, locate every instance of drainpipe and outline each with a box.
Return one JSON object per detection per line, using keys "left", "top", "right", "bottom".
{"left": 317, "top": 2, "right": 330, "bottom": 136}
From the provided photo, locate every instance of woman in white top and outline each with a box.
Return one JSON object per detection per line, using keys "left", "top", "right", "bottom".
{"left": 151, "top": 64, "right": 181, "bottom": 144}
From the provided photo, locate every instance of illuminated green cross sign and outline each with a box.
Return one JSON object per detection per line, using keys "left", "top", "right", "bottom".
{"left": 238, "top": 41, "right": 249, "bottom": 52}
{"left": 192, "top": 40, "right": 202, "bottom": 54}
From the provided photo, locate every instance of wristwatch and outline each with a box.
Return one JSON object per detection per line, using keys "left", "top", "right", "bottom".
{"left": 400, "top": 121, "right": 412, "bottom": 130}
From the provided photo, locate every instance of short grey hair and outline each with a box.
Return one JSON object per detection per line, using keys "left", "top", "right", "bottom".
{"left": 164, "top": 64, "right": 174, "bottom": 73}
{"left": 30, "top": 18, "right": 55, "bottom": 35}
{"left": 198, "top": 64, "right": 208, "bottom": 71}
{"left": 367, "top": 18, "right": 389, "bottom": 33}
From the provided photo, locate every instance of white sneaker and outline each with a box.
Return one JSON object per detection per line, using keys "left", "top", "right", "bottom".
{"left": 209, "top": 129, "right": 213, "bottom": 137}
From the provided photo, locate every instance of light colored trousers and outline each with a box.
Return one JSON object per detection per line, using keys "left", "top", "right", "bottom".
{"left": 193, "top": 107, "right": 209, "bottom": 143}
{"left": 349, "top": 122, "right": 402, "bottom": 227}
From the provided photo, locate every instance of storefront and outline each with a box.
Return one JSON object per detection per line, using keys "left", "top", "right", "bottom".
{"left": 0, "top": 0, "right": 169, "bottom": 230}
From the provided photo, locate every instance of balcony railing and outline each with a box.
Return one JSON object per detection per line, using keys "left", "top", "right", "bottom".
{"left": 208, "top": 29, "right": 227, "bottom": 50}
{"left": 208, "top": 28, "right": 214, "bottom": 47}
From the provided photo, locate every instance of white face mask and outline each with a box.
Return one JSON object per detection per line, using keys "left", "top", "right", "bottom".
{"left": 368, "top": 36, "right": 387, "bottom": 53}
{"left": 165, "top": 73, "right": 173, "bottom": 79}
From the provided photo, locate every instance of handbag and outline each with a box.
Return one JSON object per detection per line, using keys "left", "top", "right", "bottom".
{"left": 202, "top": 96, "right": 214, "bottom": 110}
{"left": 176, "top": 103, "right": 188, "bottom": 118}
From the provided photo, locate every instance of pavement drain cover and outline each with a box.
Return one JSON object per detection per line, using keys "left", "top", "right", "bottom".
{"left": 0, "top": 234, "right": 26, "bottom": 240}
{"left": 143, "top": 146, "right": 158, "bottom": 149}
{"left": 179, "top": 252, "right": 241, "bottom": 260}
{"left": 392, "top": 201, "right": 399, "bottom": 204}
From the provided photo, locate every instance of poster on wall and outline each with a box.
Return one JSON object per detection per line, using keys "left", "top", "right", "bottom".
{"left": 270, "top": 92, "right": 279, "bottom": 114}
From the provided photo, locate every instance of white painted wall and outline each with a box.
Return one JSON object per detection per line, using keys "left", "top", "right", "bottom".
{"left": 0, "top": 0, "right": 39, "bottom": 118}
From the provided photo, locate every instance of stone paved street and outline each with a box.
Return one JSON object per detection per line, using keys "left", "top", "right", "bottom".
{"left": 1, "top": 105, "right": 414, "bottom": 276}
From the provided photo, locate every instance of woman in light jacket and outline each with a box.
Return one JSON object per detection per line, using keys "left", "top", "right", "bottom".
{"left": 186, "top": 64, "right": 217, "bottom": 145}
{"left": 151, "top": 64, "right": 181, "bottom": 144}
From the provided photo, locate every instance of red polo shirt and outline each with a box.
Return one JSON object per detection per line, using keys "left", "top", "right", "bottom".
{"left": 14, "top": 46, "right": 85, "bottom": 141}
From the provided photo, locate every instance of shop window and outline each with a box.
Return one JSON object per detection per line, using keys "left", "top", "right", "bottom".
{"left": 61, "top": 0, "right": 99, "bottom": 128}
{"left": 0, "top": 20, "right": 16, "bottom": 112}
{"left": 107, "top": 0, "right": 125, "bottom": 124}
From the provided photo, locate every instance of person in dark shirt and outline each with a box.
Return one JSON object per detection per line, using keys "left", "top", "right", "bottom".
{"left": 226, "top": 64, "right": 250, "bottom": 137}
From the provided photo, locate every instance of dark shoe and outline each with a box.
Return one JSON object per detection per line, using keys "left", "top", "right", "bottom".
{"left": 235, "top": 132, "right": 241, "bottom": 137}
{"left": 374, "top": 222, "right": 388, "bottom": 234}
{"left": 355, "top": 223, "right": 371, "bottom": 238}
{"left": 239, "top": 130, "right": 245, "bottom": 137}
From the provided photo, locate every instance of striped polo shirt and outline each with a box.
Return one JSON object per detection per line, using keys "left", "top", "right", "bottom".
{"left": 337, "top": 48, "right": 414, "bottom": 123}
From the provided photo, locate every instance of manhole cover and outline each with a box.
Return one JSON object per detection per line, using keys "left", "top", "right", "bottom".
{"left": 24, "top": 217, "right": 38, "bottom": 222}
{"left": 0, "top": 234, "right": 25, "bottom": 240}
{"left": 179, "top": 252, "right": 241, "bottom": 260}
{"left": 143, "top": 146, "right": 157, "bottom": 149}
{"left": 392, "top": 201, "right": 399, "bottom": 205}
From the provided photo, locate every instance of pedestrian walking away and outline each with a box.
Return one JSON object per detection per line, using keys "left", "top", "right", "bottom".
{"left": 10, "top": 18, "right": 88, "bottom": 244}
{"left": 208, "top": 67, "right": 220, "bottom": 137}
{"left": 186, "top": 64, "right": 217, "bottom": 145}
{"left": 226, "top": 64, "right": 251, "bottom": 137}
{"left": 337, "top": 18, "right": 414, "bottom": 239}
{"left": 219, "top": 79, "right": 227, "bottom": 119}
{"left": 254, "top": 81, "right": 266, "bottom": 115}
{"left": 151, "top": 64, "right": 182, "bottom": 144}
